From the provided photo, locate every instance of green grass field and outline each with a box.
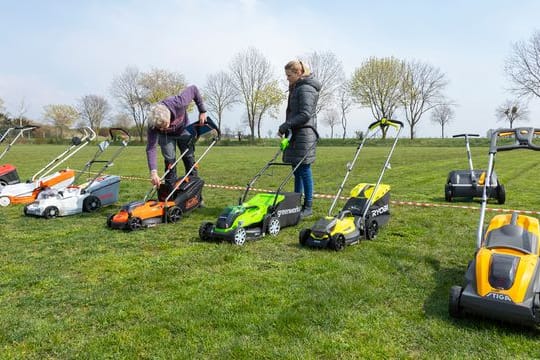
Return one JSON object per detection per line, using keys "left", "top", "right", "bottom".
{"left": 1, "top": 142, "right": 540, "bottom": 358}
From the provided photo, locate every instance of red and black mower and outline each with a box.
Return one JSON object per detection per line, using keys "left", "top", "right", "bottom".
{"left": 0, "top": 124, "right": 39, "bottom": 186}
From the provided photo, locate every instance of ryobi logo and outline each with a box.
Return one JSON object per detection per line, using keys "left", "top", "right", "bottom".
{"left": 486, "top": 292, "right": 513, "bottom": 303}
{"left": 277, "top": 206, "right": 301, "bottom": 217}
{"left": 371, "top": 204, "right": 389, "bottom": 217}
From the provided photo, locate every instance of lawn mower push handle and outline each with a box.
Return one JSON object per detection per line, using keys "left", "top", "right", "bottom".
{"left": 368, "top": 118, "right": 403, "bottom": 130}
{"left": 491, "top": 128, "right": 540, "bottom": 152}
{"left": 109, "top": 128, "right": 131, "bottom": 141}
{"left": 452, "top": 134, "right": 479, "bottom": 138}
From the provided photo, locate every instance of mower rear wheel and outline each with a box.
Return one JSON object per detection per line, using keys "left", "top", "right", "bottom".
{"left": 128, "top": 217, "right": 143, "bottom": 231}
{"left": 106, "top": 214, "right": 114, "bottom": 228}
{"left": 330, "top": 234, "right": 346, "bottom": 251}
{"left": 232, "top": 226, "right": 247, "bottom": 246}
{"left": 166, "top": 206, "right": 183, "bottom": 223}
{"left": 445, "top": 184, "right": 453, "bottom": 202}
{"left": 83, "top": 195, "right": 101, "bottom": 212}
{"left": 0, "top": 196, "right": 11, "bottom": 207}
{"left": 497, "top": 184, "right": 506, "bottom": 205}
{"left": 299, "top": 228, "right": 311, "bottom": 246}
{"left": 0, "top": 180, "right": 7, "bottom": 187}
{"left": 199, "top": 222, "right": 214, "bottom": 241}
{"left": 266, "top": 217, "right": 280, "bottom": 236}
{"left": 44, "top": 206, "right": 59, "bottom": 219}
{"left": 449, "top": 285, "right": 463, "bottom": 318}
{"left": 366, "top": 220, "right": 379, "bottom": 240}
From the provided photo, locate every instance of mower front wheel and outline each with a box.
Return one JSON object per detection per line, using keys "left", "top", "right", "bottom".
{"left": 83, "top": 195, "right": 101, "bottom": 212}
{"left": 128, "top": 217, "right": 143, "bottom": 231}
{"left": 0, "top": 196, "right": 11, "bottom": 207}
{"left": 44, "top": 206, "right": 59, "bottom": 219}
{"left": 232, "top": 226, "right": 247, "bottom": 246}
{"left": 299, "top": 228, "right": 311, "bottom": 246}
{"left": 166, "top": 206, "right": 183, "bottom": 223}
{"left": 366, "top": 220, "right": 379, "bottom": 240}
{"left": 444, "top": 184, "right": 453, "bottom": 202}
{"left": 266, "top": 217, "right": 281, "bottom": 236}
{"left": 199, "top": 222, "right": 214, "bottom": 241}
{"left": 106, "top": 214, "right": 114, "bottom": 228}
{"left": 329, "top": 234, "right": 346, "bottom": 251}
{"left": 497, "top": 184, "right": 506, "bottom": 205}
{"left": 449, "top": 285, "right": 463, "bottom": 318}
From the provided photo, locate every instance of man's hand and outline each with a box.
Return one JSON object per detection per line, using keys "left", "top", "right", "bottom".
{"left": 150, "top": 170, "right": 161, "bottom": 187}
{"left": 199, "top": 112, "right": 207, "bottom": 126}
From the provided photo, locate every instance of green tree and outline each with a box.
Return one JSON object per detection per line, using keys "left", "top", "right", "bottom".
{"left": 254, "top": 80, "right": 285, "bottom": 139}
{"left": 43, "top": 104, "right": 79, "bottom": 139}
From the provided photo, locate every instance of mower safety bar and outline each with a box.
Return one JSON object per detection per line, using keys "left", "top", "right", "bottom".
{"left": 489, "top": 127, "right": 540, "bottom": 153}
{"left": 0, "top": 125, "right": 40, "bottom": 160}
{"left": 368, "top": 118, "right": 403, "bottom": 131}
{"left": 453, "top": 133, "right": 479, "bottom": 138}
{"left": 109, "top": 128, "right": 131, "bottom": 144}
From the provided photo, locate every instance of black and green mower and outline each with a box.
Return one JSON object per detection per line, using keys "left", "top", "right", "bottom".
{"left": 299, "top": 118, "right": 403, "bottom": 251}
{"left": 199, "top": 128, "right": 318, "bottom": 246}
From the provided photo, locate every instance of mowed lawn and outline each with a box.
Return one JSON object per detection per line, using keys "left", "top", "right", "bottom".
{"left": 1, "top": 141, "right": 540, "bottom": 358}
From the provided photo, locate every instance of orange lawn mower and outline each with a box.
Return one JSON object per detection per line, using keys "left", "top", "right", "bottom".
{"left": 107, "top": 118, "right": 220, "bottom": 231}
{"left": 0, "top": 127, "right": 96, "bottom": 207}
{"left": 0, "top": 124, "right": 39, "bottom": 186}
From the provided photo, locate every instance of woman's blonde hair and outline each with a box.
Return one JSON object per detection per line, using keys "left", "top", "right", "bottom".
{"left": 148, "top": 103, "right": 171, "bottom": 129}
{"left": 284, "top": 59, "right": 311, "bottom": 76}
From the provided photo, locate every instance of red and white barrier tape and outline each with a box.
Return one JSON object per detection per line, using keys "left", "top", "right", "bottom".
{"left": 74, "top": 170, "right": 540, "bottom": 215}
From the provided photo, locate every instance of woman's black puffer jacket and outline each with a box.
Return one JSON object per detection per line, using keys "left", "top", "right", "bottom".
{"left": 282, "top": 75, "right": 321, "bottom": 165}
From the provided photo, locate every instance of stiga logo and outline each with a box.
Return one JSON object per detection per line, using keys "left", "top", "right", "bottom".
{"left": 486, "top": 292, "right": 513, "bottom": 303}
{"left": 371, "top": 204, "right": 389, "bottom": 217}
{"left": 277, "top": 207, "right": 301, "bottom": 217}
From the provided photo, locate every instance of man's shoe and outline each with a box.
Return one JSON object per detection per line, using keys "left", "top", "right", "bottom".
{"left": 300, "top": 207, "right": 312, "bottom": 219}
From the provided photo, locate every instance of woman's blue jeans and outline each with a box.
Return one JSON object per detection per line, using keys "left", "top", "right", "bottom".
{"left": 293, "top": 163, "right": 313, "bottom": 206}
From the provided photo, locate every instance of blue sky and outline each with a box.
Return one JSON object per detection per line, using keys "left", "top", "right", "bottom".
{"left": 1, "top": 0, "right": 539, "bottom": 137}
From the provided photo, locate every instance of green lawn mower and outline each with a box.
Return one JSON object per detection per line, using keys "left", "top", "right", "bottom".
{"left": 299, "top": 118, "right": 403, "bottom": 251}
{"left": 199, "top": 128, "right": 318, "bottom": 245}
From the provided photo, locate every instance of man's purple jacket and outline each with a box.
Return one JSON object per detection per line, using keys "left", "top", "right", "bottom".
{"left": 146, "top": 85, "right": 207, "bottom": 172}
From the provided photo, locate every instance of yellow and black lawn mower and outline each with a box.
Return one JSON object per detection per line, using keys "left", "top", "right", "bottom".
{"left": 299, "top": 118, "right": 403, "bottom": 251}
{"left": 449, "top": 127, "right": 540, "bottom": 327}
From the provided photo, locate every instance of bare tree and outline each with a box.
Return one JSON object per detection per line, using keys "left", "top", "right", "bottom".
{"left": 111, "top": 113, "right": 134, "bottom": 129}
{"left": 203, "top": 71, "right": 238, "bottom": 133}
{"left": 43, "top": 104, "right": 79, "bottom": 139}
{"left": 505, "top": 30, "right": 540, "bottom": 98}
{"left": 77, "top": 95, "right": 111, "bottom": 134}
{"left": 323, "top": 108, "right": 340, "bottom": 139}
{"left": 430, "top": 104, "right": 455, "bottom": 138}
{"left": 110, "top": 67, "right": 148, "bottom": 142}
{"left": 495, "top": 99, "right": 529, "bottom": 128}
{"left": 337, "top": 80, "right": 353, "bottom": 139}
{"left": 401, "top": 60, "right": 449, "bottom": 139}
{"left": 349, "top": 57, "right": 404, "bottom": 138}
{"left": 140, "top": 68, "right": 186, "bottom": 104}
{"left": 304, "top": 51, "right": 345, "bottom": 121}
{"left": 229, "top": 47, "right": 277, "bottom": 140}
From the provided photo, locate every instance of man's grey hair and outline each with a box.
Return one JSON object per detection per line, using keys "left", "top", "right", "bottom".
{"left": 148, "top": 103, "right": 171, "bottom": 129}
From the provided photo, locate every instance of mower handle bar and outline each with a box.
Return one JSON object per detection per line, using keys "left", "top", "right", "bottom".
{"left": 108, "top": 128, "right": 131, "bottom": 142}
{"left": 368, "top": 118, "right": 403, "bottom": 131}
{"left": 453, "top": 133, "right": 479, "bottom": 138}
{"left": 489, "top": 127, "right": 540, "bottom": 153}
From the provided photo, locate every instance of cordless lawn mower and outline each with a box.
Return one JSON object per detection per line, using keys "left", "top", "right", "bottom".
{"left": 0, "top": 127, "right": 95, "bottom": 207}
{"left": 24, "top": 128, "right": 130, "bottom": 218}
{"left": 107, "top": 118, "right": 219, "bottom": 231}
{"left": 199, "top": 127, "right": 319, "bottom": 246}
{"left": 449, "top": 127, "right": 540, "bottom": 327}
{"left": 445, "top": 133, "right": 505, "bottom": 204}
{"left": 299, "top": 118, "right": 403, "bottom": 251}
{"left": 0, "top": 124, "right": 39, "bottom": 186}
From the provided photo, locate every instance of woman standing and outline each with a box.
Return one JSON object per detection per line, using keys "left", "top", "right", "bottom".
{"left": 278, "top": 60, "right": 321, "bottom": 218}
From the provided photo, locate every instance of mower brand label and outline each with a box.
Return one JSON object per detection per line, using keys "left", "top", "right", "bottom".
{"left": 371, "top": 204, "right": 388, "bottom": 217}
{"left": 277, "top": 206, "right": 301, "bottom": 217}
{"left": 485, "top": 292, "right": 513, "bottom": 303}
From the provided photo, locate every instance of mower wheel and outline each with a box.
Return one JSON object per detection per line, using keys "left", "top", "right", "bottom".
{"left": 266, "top": 217, "right": 281, "bottom": 236}
{"left": 366, "top": 220, "right": 379, "bottom": 240}
{"left": 497, "top": 184, "right": 506, "bottom": 205}
{"left": 128, "top": 217, "right": 143, "bottom": 231}
{"left": 232, "top": 226, "right": 247, "bottom": 246}
{"left": 444, "top": 184, "right": 453, "bottom": 202}
{"left": 449, "top": 285, "right": 463, "bottom": 318}
{"left": 167, "top": 206, "right": 183, "bottom": 223}
{"left": 299, "top": 228, "right": 311, "bottom": 246}
{"left": 533, "top": 293, "right": 540, "bottom": 324}
{"left": 83, "top": 195, "right": 101, "bottom": 212}
{"left": 0, "top": 196, "right": 11, "bottom": 207}
{"left": 199, "top": 222, "right": 214, "bottom": 241}
{"left": 23, "top": 205, "right": 29, "bottom": 215}
{"left": 44, "top": 206, "right": 59, "bottom": 219}
{"left": 0, "top": 180, "right": 7, "bottom": 187}
{"left": 329, "top": 234, "right": 346, "bottom": 251}
{"left": 106, "top": 214, "right": 114, "bottom": 228}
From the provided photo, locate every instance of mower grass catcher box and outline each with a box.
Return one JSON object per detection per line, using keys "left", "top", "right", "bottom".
{"left": 85, "top": 175, "right": 121, "bottom": 206}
